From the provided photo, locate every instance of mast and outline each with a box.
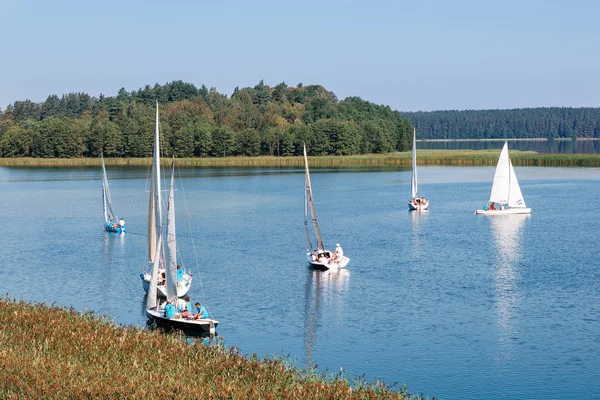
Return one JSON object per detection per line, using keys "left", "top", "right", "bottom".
{"left": 148, "top": 101, "right": 163, "bottom": 264}
{"left": 164, "top": 157, "right": 178, "bottom": 302}
{"left": 411, "top": 128, "right": 418, "bottom": 199}
{"left": 303, "top": 144, "right": 324, "bottom": 251}
{"left": 304, "top": 180, "right": 312, "bottom": 252}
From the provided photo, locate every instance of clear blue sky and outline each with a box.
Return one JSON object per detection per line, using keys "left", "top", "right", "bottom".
{"left": 1, "top": 0, "right": 598, "bottom": 112}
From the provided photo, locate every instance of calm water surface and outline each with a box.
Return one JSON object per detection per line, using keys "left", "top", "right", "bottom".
{"left": 0, "top": 165, "right": 599, "bottom": 400}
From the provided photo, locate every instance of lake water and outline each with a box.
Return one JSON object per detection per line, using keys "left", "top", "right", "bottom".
{"left": 0, "top": 165, "right": 599, "bottom": 399}
{"left": 418, "top": 139, "right": 600, "bottom": 153}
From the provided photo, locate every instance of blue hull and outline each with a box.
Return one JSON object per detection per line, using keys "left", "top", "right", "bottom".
{"left": 104, "top": 223, "right": 126, "bottom": 233}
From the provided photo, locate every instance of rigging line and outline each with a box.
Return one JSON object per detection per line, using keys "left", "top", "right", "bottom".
{"left": 176, "top": 162, "right": 212, "bottom": 318}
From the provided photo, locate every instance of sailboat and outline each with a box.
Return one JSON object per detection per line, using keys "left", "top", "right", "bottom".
{"left": 303, "top": 144, "right": 350, "bottom": 270}
{"left": 408, "top": 128, "right": 429, "bottom": 211}
{"left": 475, "top": 141, "right": 531, "bottom": 215}
{"left": 102, "top": 154, "right": 126, "bottom": 233}
{"left": 140, "top": 102, "right": 193, "bottom": 298}
{"left": 145, "top": 158, "right": 218, "bottom": 334}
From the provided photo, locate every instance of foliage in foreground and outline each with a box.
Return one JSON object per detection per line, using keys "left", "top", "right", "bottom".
{"left": 1, "top": 150, "right": 600, "bottom": 168}
{"left": 0, "top": 298, "right": 421, "bottom": 399}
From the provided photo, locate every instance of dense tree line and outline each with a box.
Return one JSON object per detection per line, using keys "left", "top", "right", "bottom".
{"left": 405, "top": 108, "right": 600, "bottom": 139}
{"left": 0, "top": 81, "right": 412, "bottom": 158}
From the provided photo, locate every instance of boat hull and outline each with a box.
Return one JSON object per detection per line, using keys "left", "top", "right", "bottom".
{"left": 141, "top": 272, "right": 193, "bottom": 298}
{"left": 408, "top": 199, "right": 429, "bottom": 211}
{"left": 475, "top": 208, "right": 531, "bottom": 215}
{"left": 104, "top": 223, "right": 125, "bottom": 233}
{"left": 306, "top": 253, "right": 350, "bottom": 270}
{"left": 146, "top": 308, "right": 218, "bottom": 334}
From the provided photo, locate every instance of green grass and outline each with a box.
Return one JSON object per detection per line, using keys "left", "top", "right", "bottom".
{"left": 0, "top": 298, "right": 423, "bottom": 399}
{"left": 1, "top": 150, "right": 599, "bottom": 167}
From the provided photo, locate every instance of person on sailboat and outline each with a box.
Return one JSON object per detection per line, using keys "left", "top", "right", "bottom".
{"left": 164, "top": 301, "right": 176, "bottom": 319}
{"left": 192, "top": 302, "right": 209, "bottom": 320}
{"left": 333, "top": 243, "right": 343, "bottom": 260}
{"left": 181, "top": 296, "right": 193, "bottom": 318}
{"left": 176, "top": 265, "right": 184, "bottom": 284}
{"left": 119, "top": 217, "right": 125, "bottom": 227}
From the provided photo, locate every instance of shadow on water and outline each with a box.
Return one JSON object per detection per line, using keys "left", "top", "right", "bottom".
{"left": 303, "top": 267, "right": 350, "bottom": 366}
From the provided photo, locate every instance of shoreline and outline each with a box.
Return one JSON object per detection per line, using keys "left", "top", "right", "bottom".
{"left": 1, "top": 151, "right": 600, "bottom": 167}
{"left": 0, "top": 298, "right": 414, "bottom": 399}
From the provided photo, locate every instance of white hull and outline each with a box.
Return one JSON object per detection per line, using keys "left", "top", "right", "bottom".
{"left": 306, "top": 253, "right": 350, "bottom": 270}
{"left": 408, "top": 199, "right": 429, "bottom": 211}
{"left": 141, "top": 272, "right": 193, "bottom": 298}
{"left": 146, "top": 308, "right": 218, "bottom": 334}
{"left": 475, "top": 208, "right": 531, "bottom": 215}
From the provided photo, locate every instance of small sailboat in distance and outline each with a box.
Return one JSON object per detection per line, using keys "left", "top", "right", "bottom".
{"left": 408, "top": 128, "right": 429, "bottom": 211}
{"left": 101, "top": 154, "right": 126, "bottom": 233}
{"left": 303, "top": 144, "right": 350, "bottom": 270}
{"left": 475, "top": 141, "right": 531, "bottom": 215}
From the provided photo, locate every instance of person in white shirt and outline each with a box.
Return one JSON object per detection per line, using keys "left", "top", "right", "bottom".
{"left": 119, "top": 218, "right": 125, "bottom": 227}
{"left": 333, "top": 243, "right": 343, "bottom": 260}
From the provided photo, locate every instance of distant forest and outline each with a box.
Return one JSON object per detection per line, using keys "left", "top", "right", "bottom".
{"left": 0, "top": 81, "right": 412, "bottom": 158}
{"left": 405, "top": 108, "right": 600, "bottom": 140}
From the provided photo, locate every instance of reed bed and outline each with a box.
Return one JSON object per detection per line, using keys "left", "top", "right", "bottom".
{"left": 0, "top": 298, "right": 421, "bottom": 399}
{"left": 1, "top": 150, "right": 599, "bottom": 167}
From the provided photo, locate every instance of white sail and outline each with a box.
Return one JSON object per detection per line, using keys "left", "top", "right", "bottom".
{"left": 146, "top": 234, "right": 163, "bottom": 309}
{"left": 304, "top": 183, "right": 312, "bottom": 252}
{"left": 165, "top": 159, "right": 178, "bottom": 302}
{"left": 411, "top": 128, "right": 418, "bottom": 199}
{"left": 489, "top": 142, "right": 510, "bottom": 204}
{"left": 507, "top": 160, "right": 526, "bottom": 208}
{"left": 303, "top": 144, "right": 324, "bottom": 251}
{"left": 148, "top": 102, "right": 163, "bottom": 264}
{"left": 101, "top": 154, "right": 115, "bottom": 224}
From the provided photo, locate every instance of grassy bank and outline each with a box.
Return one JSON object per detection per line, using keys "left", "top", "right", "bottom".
{"left": 1, "top": 150, "right": 599, "bottom": 167}
{"left": 0, "top": 298, "right": 419, "bottom": 399}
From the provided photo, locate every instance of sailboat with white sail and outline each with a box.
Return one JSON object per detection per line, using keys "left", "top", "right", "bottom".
{"left": 303, "top": 144, "right": 350, "bottom": 270}
{"left": 140, "top": 102, "right": 193, "bottom": 298}
{"left": 408, "top": 128, "right": 429, "bottom": 211}
{"left": 145, "top": 158, "right": 218, "bottom": 334}
{"left": 102, "top": 154, "right": 126, "bottom": 233}
{"left": 475, "top": 141, "right": 531, "bottom": 215}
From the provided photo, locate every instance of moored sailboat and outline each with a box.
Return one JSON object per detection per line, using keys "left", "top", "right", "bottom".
{"left": 475, "top": 141, "right": 531, "bottom": 215}
{"left": 408, "top": 128, "right": 429, "bottom": 211}
{"left": 303, "top": 144, "right": 350, "bottom": 270}
{"left": 102, "top": 154, "right": 126, "bottom": 233}
{"left": 140, "top": 102, "right": 192, "bottom": 298}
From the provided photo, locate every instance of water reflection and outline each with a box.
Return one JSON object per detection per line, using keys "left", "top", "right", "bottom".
{"left": 411, "top": 210, "right": 428, "bottom": 256}
{"left": 489, "top": 214, "right": 529, "bottom": 360}
{"left": 304, "top": 268, "right": 350, "bottom": 366}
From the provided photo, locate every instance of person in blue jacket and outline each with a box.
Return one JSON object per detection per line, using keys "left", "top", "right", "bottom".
{"left": 193, "top": 302, "right": 209, "bottom": 320}
{"left": 176, "top": 265, "right": 184, "bottom": 283}
{"left": 163, "top": 301, "right": 176, "bottom": 319}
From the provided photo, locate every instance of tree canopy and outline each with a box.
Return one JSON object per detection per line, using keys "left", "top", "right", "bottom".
{"left": 0, "top": 81, "right": 412, "bottom": 158}
{"left": 405, "top": 108, "right": 600, "bottom": 140}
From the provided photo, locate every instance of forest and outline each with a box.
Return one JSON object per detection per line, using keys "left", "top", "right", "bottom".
{"left": 405, "top": 108, "right": 600, "bottom": 139}
{"left": 0, "top": 81, "right": 412, "bottom": 158}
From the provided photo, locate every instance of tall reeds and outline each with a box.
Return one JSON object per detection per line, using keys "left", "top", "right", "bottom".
{"left": 1, "top": 151, "right": 600, "bottom": 168}
{"left": 0, "top": 298, "right": 420, "bottom": 399}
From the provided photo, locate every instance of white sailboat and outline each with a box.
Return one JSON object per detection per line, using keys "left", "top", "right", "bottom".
{"left": 145, "top": 158, "right": 218, "bottom": 334}
{"left": 140, "top": 102, "right": 193, "bottom": 298}
{"left": 475, "top": 141, "right": 531, "bottom": 215}
{"left": 408, "top": 128, "right": 429, "bottom": 211}
{"left": 303, "top": 144, "right": 350, "bottom": 270}
{"left": 102, "top": 154, "right": 126, "bottom": 233}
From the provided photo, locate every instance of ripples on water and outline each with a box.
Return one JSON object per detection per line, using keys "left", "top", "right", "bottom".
{"left": 0, "top": 165, "right": 599, "bottom": 400}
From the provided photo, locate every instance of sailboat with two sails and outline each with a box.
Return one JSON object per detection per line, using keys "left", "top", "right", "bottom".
{"left": 408, "top": 128, "right": 429, "bottom": 211}
{"left": 140, "top": 103, "right": 192, "bottom": 298}
{"left": 101, "top": 154, "right": 126, "bottom": 233}
{"left": 303, "top": 144, "right": 350, "bottom": 270}
{"left": 475, "top": 141, "right": 531, "bottom": 215}
{"left": 144, "top": 102, "right": 217, "bottom": 334}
